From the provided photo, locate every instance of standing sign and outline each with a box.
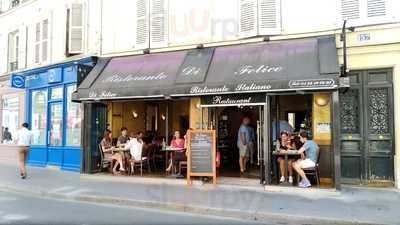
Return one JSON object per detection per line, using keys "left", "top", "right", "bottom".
{"left": 187, "top": 129, "right": 216, "bottom": 186}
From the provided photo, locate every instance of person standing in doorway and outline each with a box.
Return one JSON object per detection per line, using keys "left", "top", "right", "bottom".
{"left": 237, "top": 117, "right": 254, "bottom": 175}
{"left": 2, "top": 127, "right": 13, "bottom": 144}
{"left": 15, "top": 123, "right": 33, "bottom": 179}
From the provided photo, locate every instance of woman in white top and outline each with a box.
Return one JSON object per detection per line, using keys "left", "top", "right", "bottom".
{"left": 124, "top": 132, "right": 143, "bottom": 161}
{"left": 15, "top": 123, "right": 33, "bottom": 179}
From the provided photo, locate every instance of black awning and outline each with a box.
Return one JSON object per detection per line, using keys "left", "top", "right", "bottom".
{"left": 173, "top": 36, "right": 340, "bottom": 96}
{"left": 74, "top": 36, "right": 340, "bottom": 101}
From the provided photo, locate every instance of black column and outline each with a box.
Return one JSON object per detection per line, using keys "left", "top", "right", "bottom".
{"left": 81, "top": 102, "right": 107, "bottom": 174}
{"left": 264, "top": 95, "right": 271, "bottom": 184}
{"left": 332, "top": 90, "right": 342, "bottom": 190}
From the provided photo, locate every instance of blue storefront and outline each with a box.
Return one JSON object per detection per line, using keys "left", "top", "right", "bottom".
{"left": 13, "top": 57, "right": 95, "bottom": 171}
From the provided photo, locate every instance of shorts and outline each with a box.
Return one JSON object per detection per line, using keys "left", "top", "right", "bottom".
{"left": 238, "top": 142, "right": 253, "bottom": 157}
{"left": 298, "top": 158, "right": 316, "bottom": 169}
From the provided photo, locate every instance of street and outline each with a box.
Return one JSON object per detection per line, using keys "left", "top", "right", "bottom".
{"left": 0, "top": 191, "right": 269, "bottom": 225}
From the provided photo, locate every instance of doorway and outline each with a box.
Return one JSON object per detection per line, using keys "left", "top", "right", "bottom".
{"left": 206, "top": 105, "right": 264, "bottom": 181}
{"left": 339, "top": 69, "right": 394, "bottom": 185}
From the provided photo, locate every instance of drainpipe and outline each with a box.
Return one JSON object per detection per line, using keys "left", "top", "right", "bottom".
{"left": 340, "top": 20, "right": 355, "bottom": 77}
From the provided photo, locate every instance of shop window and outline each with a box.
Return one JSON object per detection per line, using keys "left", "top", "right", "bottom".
{"left": 49, "top": 103, "right": 62, "bottom": 146}
{"left": 31, "top": 90, "right": 47, "bottom": 145}
{"left": 50, "top": 86, "right": 63, "bottom": 100}
{"left": 1, "top": 96, "right": 19, "bottom": 141}
{"left": 66, "top": 85, "right": 82, "bottom": 146}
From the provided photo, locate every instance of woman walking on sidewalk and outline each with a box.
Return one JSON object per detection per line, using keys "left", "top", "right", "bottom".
{"left": 15, "top": 123, "right": 33, "bottom": 179}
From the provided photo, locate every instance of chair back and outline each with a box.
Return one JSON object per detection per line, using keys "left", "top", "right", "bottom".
{"left": 316, "top": 148, "right": 321, "bottom": 165}
{"left": 98, "top": 144, "right": 104, "bottom": 161}
{"left": 147, "top": 144, "right": 155, "bottom": 159}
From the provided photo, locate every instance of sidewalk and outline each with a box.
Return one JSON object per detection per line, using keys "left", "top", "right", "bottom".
{"left": 0, "top": 164, "right": 399, "bottom": 225}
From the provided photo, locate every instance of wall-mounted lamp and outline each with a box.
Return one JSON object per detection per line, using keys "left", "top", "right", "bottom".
{"left": 315, "top": 94, "right": 330, "bottom": 107}
{"left": 196, "top": 44, "right": 204, "bottom": 49}
{"left": 161, "top": 114, "right": 166, "bottom": 120}
{"left": 132, "top": 111, "right": 138, "bottom": 118}
{"left": 195, "top": 103, "right": 201, "bottom": 109}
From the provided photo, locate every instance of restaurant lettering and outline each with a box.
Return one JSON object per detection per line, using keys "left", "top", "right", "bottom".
{"left": 102, "top": 72, "right": 168, "bottom": 83}
{"left": 288, "top": 79, "right": 335, "bottom": 88}
{"left": 212, "top": 96, "right": 252, "bottom": 105}
{"left": 190, "top": 85, "right": 229, "bottom": 94}
{"left": 89, "top": 91, "right": 117, "bottom": 98}
{"left": 234, "top": 65, "right": 282, "bottom": 76}
{"left": 181, "top": 66, "right": 201, "bottom": 76}
{"left": 235, "top": 83, "right": 271, "bottom": 91}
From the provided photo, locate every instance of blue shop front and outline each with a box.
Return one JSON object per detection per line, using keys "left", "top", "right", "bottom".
{"left": 15, "top": 57, "right": 96, "bottom": 171}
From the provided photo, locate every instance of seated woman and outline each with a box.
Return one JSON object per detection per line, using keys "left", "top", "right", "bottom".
{"left": 124, "top": 132, "right": 144, "bottom": 161}
{"left": 100, "top": 129, "right": 125, "bottom": 174}
{"left": 276, "top": 131, "right": 295, "bottom": 183}
{"left": 166, "top": 131, "right": 186, "bottom": 174}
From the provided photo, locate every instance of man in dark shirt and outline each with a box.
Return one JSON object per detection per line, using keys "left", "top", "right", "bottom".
{"left": 117, "top": 127, "right": 129, "bottom": 147}
{"left": 2, "top": 127, "right": 12, "bottom": 144}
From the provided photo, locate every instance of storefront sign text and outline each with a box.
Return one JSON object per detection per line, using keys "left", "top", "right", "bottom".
{"left": 288, "top": 79, "right": 335, "bottom": 89}
{"left": 235, "top": 83, "right": 271, "bottom": 91}
{"left": 102, "top": 72, "right": 168, "bottom": 83}
{"left": 181, "top": 66, "right": 202, "bottom": 76}
{"left": 234, "top": 65, "right": 283, "bottom": 76}
{"left": 190, "top": 85, "right": 229, "bottom": 94}
{"left": 201, "top": 94, "right": 265, "bottom": 106}
{"left": 89, "top": 91, "right": 118, "bottom": 98}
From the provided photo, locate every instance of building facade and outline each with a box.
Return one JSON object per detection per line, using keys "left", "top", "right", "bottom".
{"left": 0, "top": 0, "right": 399, "bottom": 188}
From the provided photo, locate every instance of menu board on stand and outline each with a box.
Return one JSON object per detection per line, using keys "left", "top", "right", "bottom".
{"left": 186, "top": 129, "right": 216, "bottom": 187}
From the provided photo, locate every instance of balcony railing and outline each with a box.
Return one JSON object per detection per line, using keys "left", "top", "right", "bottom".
{"left": 8, "top": 61, "right": 18, "bottom": 72}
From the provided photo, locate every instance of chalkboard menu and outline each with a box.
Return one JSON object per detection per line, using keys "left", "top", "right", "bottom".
{"left": 187, "top": 130, "right": 216, "bottom": 186}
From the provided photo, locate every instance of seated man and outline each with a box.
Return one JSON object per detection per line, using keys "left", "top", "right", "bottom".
{"left": 124, "top": 132, "right": 143, "bottom": 161}
{"left": 117, "top": 127, "right": 129, "bottom": 147}
{"left": 276, "top": 131, "right": 295, "bottom": 183}
{"left": 292, "top": 131, "right": 319, "bottom": 188}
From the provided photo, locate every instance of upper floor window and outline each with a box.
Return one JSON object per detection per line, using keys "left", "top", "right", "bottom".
{"left": 66, "top": 3, "right": 84, "bottom": 56}
{"left": 7, "top": 30, "right": 19, "bottom": 72}
{"left": 34, "top": 19, "right": 49, "bottom": 64}
{"left": 340, "top": 0, "right": 396, "bottom": 25}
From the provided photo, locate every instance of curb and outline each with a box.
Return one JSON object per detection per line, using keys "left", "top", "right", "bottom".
{"left": 0, "top": 185, "right": 385, "bottom": 225}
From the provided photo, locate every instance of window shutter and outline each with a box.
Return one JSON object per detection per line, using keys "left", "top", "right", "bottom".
{"left": 69, "top": 3, "right": 84, "bottom": 54}
{"left": 18, "top": 26, "right": 27, "bottom": 69}
{"left": 341, "top": 0, "right": 361, "bottom": 20}
{"left": 238, "top": 0, "right": 258, "bottom": 38}
{"left": 258, "top": 0, "right": 281, "bottom": 35}
{"left": 42, "top": 19, "right": 49, "bottom": 62}
{"left": 150, "top": 0, "right": 168, "bottom": 48}
{"left": 34, "top": 22, "right": 40, "bottom": 63}
{"left": 135, "top": 0, "right": 150, "bottom": 50}
{"left": 367, "top": 0, "right": 386, "bottom": 17}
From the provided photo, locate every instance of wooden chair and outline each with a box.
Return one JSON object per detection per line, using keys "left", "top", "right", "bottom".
{"left": 98, "top": 144, "right": 114, "bottom": 173}
{"left": 178, "top": 161, "right": 187, "bottom": 175}
{"left": 298, "top": 151, "right": 321, "bottom": 187}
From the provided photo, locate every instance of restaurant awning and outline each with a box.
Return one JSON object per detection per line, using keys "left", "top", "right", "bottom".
{"left": 74, "top": 36, "right": 340, "bottom": 101}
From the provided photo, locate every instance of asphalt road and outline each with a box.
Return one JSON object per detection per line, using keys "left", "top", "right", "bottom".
{"left": 0, "top": 191, "right": 277, "bottom": 225}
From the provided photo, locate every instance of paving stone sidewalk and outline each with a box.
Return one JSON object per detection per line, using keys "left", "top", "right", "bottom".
{"left": 0, "top": 164, "right": 399, "bottom": 225}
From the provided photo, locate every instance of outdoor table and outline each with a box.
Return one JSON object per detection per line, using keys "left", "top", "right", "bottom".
{"left": 160, "top": 146, "right": 186, "bottom": 175}
{"left": 272, "top": 149, "right": 301, "bottom": 185}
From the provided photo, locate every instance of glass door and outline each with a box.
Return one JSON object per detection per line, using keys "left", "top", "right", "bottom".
{"left": 48, "top": 102, "right": 63, "bottom": 146}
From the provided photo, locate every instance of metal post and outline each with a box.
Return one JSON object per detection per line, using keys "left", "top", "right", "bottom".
{"left": 341, "top": 20, "right": 347, "bottom": 77}
{"left": 264, "top": 96, "right": 271, "bottom": 184}
{"left": 165, "top": 102, "right": 169, "bottom": 141}
{"left": 332, "top": 90, "right": 341, "bottom": 190}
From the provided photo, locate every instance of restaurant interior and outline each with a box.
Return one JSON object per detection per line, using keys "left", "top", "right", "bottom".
{"left": 100, "top": 92, "right": 334, "bottom": 188}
